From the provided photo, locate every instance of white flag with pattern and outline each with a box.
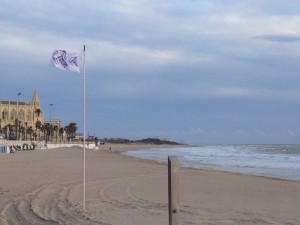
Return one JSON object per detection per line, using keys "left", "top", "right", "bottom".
{"left": 50, "top": 49, "right": 82, "bottom": 73}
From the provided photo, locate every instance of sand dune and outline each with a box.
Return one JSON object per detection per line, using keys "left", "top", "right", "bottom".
{"left": 1, "top": 145, "right": 300, "bottom": 224}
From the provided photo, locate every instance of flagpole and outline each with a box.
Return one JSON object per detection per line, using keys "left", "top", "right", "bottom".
{"left": 49, "top": 47, "right": 86, "bottom": 209}
{"left": 83, "top": 45, "right": 86, "bottom": 210}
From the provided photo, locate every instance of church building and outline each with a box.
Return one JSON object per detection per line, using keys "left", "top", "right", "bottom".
{"left": 0, "top": 90, "right": 44, "bottom": 133}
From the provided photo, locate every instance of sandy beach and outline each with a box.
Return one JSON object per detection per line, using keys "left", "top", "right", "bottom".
{"left": 0, "top": 144, "right": 300, "bottom": 225}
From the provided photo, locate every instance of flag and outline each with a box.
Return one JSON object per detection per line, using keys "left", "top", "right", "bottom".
{"left": 50, "top": 49, "right": 82, "bottom": 73}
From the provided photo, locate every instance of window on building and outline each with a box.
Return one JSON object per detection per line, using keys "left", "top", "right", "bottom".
{"left": 2, "top": 109, "right": 8, "bottom": 120}
{"left": 10, "top": 109, "right": 16, "bottom": 121}
{"left": 19, "top": 109, "right": 25, "bottom": 121}
{"left": 26, "top": 110, "right": 31, "bottom": 121}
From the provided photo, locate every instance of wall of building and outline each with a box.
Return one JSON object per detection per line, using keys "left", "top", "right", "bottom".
{"left": 0, "top": 90, "right": 45, "bottom": 139}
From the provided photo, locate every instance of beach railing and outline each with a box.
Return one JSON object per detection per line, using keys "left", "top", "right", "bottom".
{"left": 168, "top": 156, "right": 180, "bottom": 225}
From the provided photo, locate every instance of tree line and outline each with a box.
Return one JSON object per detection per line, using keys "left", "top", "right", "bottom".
{"left": 0, "top": 119, "right": 78, "bottom": 142}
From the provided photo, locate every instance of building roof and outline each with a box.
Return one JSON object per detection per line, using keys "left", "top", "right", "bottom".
{"left": 0, "top": 101, "right": 29, "bottom": 105}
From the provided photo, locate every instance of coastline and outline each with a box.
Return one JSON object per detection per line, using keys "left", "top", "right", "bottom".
{"left": 0, "top": 144, "right": 299, "bottom": 224}
{"left": 93, "top": 142, "right": 193, "bottom": 152}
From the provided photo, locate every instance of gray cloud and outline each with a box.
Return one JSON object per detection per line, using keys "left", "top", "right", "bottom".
{"left": 252, "top": 34, "right": 300, "bottom": 43}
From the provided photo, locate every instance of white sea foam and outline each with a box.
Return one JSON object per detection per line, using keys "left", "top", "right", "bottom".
{"left": 123, "top": 145, "right": 300, "bottom": 180}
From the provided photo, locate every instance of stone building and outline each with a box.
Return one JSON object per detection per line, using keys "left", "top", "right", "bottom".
{"left": 0, "top": 90, "right": 44, "bottom": 138}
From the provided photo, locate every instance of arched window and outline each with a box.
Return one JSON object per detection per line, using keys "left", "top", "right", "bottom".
{"left": 10, "top": 109, "right": 16, "bottom": 121}
{"left": 2, "top": 109, "right": 8, "bottom": 120}
{"left": 26, "top": 110, "right": 31, "bottom": 121}
{"left": 19, "top": 109, "right": 25, "bottom": 121}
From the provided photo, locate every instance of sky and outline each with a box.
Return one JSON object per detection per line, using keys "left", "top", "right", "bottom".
{"left": 1, "top": 0, "right": 300, "bottom": 144}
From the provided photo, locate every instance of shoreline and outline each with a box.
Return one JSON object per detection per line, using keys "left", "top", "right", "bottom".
{"left": 1, "top": 144, "right": 299, "bottom": 224}
{"left": 109, "top": 143, "right": 300, "bottom": 182}
{"left": 93, "top": 142, "right": 193, "bottom": 152}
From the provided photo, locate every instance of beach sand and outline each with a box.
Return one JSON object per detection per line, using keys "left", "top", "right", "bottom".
{"left": 0, "top": 144, "right": 300, "bottom": 225}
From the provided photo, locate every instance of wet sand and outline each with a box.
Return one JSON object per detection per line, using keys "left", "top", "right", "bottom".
{"left": 0, "top": 144, "right": 300, "bottom": 225}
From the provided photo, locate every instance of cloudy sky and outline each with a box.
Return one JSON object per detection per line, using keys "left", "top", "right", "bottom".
{"left": 1, "top": 0, "right": 300, "bottom": 144}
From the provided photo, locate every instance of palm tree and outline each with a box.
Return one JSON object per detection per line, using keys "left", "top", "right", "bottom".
{"left": 40, "top": 124, "right": 45, "bottom": 141}
{"left": 24, "top": 122, "right": 28, "bottom": 140}
{"left": 19, "top": 125, "right": 25, "bottom": 140}
{"left": 15, "top": 119, "right": 21, "bottom": 140}
{"left": 59, "top": 127, "right": 64, "bottom": 142}
{"left": 44, "top": 123, "right": 50, "bottom": 141}
{"left": 35, "top": 109, "right": 41, "bottom": 118}
{"left": 33, "top": 131, "right": 37, "bottom": 141}
{"left": 64, "top": 123, "right": 78, "bottom": 141}
{"left": 52, "top": 125, "right": 58, "bottom": 142}
{"left": 27, "top": 126, "right": 34, "bottom": 140}
{"left": 6, "top": 124, "right": 15, "bottom": 140}
{"left": 35, "top": 120, "right": 42, "bottom": 140}
{"left": 2, "top": 125, "right": 8, "bottom": 139}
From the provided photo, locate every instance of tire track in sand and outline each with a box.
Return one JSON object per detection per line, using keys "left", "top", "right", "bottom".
{"left": 0, "top": 183, "right": 108, "bottom": 225}
{"left": 94, "top": 172, "right": 168, "bottom": 217}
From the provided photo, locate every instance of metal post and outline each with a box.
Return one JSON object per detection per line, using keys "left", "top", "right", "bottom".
{"left": 17, "top": 93, "right": 21, "bottom": 140}
{"left": 50, "top": 104, "right": 53, "bottom": 142}
{"left": 168, "top": 156, "right": 180, "bottom": 225}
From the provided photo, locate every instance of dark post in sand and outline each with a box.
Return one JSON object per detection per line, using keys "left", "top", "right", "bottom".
{"left": 168, "top": 155, "right": 180, "bottom": 225}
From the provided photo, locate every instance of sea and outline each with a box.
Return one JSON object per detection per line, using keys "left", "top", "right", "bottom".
{"left": 123, "top": 145, "right": 300, "bottom": 181}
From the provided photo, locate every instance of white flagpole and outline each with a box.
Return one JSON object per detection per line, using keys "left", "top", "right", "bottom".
{"left": 83, "top": 45, "right": 86, "bottom": 210}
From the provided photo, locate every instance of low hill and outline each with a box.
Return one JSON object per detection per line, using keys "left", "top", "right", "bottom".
{"left": 133, "top": 138, "right": 183, "bottom": 145}
{"left": 100, "top": 137, "right": 184, "bottom": 145}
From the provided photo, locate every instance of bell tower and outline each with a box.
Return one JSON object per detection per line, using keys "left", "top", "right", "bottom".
{"left": 32, "top": 89, "right": 41, "bottom": 108}
{"left": 31, "top": 89, "right": 44, "bottom": 124}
